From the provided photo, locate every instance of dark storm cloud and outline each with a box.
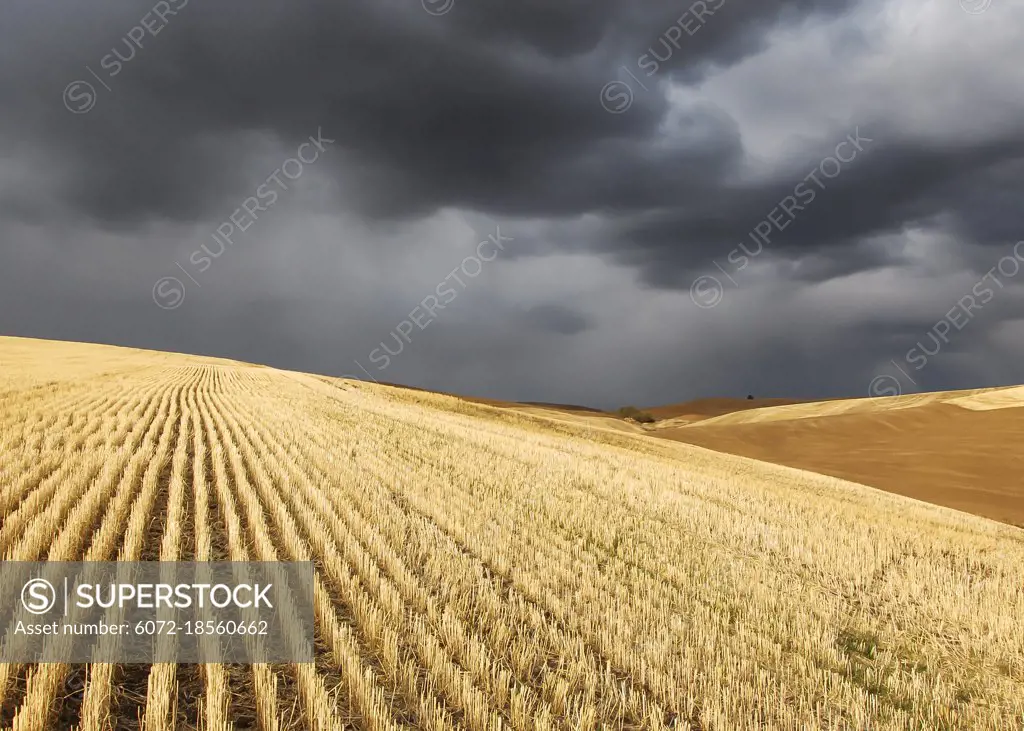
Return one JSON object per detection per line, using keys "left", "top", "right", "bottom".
{"left": 614, "top": 129, "right": 1024, "bottom": 287}
{"left": 10, "top": 0, "right": 1014, "bottom": 295}
{"left": 1, "top": 0, "right": 858, "bottom": 232}
{"left": 522, "top": 304, "right": 593, "bottom": 336}
{"left": 1, "top": 0, "right": 1023, "bottom": 406}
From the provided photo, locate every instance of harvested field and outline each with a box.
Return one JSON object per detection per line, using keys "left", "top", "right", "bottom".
{"left": 1, "top": 336, "right": 1023, "bottom": 730}
{"left": 655, "top": 389, "right": 1024, "bottom": 527}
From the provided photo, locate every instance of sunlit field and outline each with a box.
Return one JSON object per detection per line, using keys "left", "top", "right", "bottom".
{"left": 1, "top": 337, "right": 1022, "bottom": 730}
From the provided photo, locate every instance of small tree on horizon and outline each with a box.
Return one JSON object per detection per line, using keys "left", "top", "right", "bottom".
{"left": 617, "top": 405, "right": 655, "bottom": 423}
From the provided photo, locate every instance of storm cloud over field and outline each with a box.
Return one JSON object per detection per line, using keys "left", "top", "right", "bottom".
{"left": 1, "top": 0, "right": 1022, "bottom": 406}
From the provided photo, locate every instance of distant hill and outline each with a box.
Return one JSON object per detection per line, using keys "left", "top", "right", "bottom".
{"left": 654, "top": 386, "right": 1024, "bottom": 527}
{"left": 642, "top": 397, "right": 806, "bottom": 423}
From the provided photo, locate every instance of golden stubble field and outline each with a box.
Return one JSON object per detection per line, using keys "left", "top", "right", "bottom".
{"left": 0, "top": 336, "right": 1022, "bottom": 730}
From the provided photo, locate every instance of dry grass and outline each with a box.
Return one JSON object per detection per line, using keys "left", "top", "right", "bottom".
{"left": 0, "top": 336, "right": 1022, "bottom": 730}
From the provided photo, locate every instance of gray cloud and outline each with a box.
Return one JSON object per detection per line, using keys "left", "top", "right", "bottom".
{"left": 1, "top": 0, "right": 1023, "bottom": 406}
{"left": 521, "top": 304, "right": 593, "bottom": 336}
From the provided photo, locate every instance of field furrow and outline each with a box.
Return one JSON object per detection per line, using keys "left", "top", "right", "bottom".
{"left": 215, "top": 390, "right": 468, "bottom": 731}
{"left": 185, "top": 370, "right": 233, "bottom": 731}
{"left": 74, "top": 379, "right": 189, "bottom": 731}
{"left": 143, "top": 379, "right": 197, "bottom": 730}
{"left": 205, "top": 392, "right": 375, "bottom": 731}
{"left": 232, "top": 389, "right": 573, "bottom": 729}
{"left": 259, "top": 389, "right": 658, "bottom": 727}
{"left": 0, "top": 376, "right": 165, "bottom": 536}
{"left": 196, "top": 388, "right": 292, "bottom": 731}
{"left": 9, "top": 379, "right": 186, "bottom": 731}
{"left": 0, "top": 380, "right": 182, "bottom": 721}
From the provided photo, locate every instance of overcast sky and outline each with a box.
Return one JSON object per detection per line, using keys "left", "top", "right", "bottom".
{"left": 1, "top": 0, "right": 1022, "bottom": 408}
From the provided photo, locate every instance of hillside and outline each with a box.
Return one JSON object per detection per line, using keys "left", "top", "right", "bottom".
{"left": 654, "top": 386, "right": 1024, "bottom": 527}
{"left": 642, "top": 397, "right": 807, "bottom": 424}
{"left": 1, "top": 336, "right": 1022, "bottom": 729}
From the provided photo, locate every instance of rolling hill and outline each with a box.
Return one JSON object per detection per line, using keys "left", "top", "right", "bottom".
{"left": 651, "top": 386, "right": 1024, "bottom": 527}
{"left": 0, "top": 335, "right": 1022, "bottom": 729}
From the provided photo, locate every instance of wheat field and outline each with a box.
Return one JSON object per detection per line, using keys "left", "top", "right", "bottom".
{"left": 0, "top": 336, "right": 1022, "bottom": 730}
